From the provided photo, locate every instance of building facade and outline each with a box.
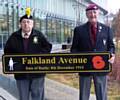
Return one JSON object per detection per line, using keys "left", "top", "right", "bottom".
{"left": 0, "top": 0, "right": 108, "bottom": 50}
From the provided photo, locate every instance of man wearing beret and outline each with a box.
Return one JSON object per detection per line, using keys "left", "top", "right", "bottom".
{"left": 71, "top": 3, "right": 115, "bottom": 100}
{"left": 4, "top": 8, "right": 52, "bottom": 100}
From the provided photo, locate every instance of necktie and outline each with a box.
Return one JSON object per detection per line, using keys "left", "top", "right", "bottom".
{"left": 91, "top": 24, "right": 96, "bottom": 46}
{"left": 24, "top": 33, "right": 29, "bottom": 39}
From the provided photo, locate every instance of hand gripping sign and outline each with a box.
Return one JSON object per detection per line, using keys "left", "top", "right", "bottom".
{"left": 2, "top": 52, "right": 111, "bottom": 74}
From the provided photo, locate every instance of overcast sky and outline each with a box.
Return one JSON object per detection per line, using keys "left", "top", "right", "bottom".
{"left": 107, "top": 0, "right": 120, "bottom": 13}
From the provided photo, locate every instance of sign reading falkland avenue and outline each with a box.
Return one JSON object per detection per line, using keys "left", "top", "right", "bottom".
{"left": 2, "top": 52, "right": 111, "bottom": 74}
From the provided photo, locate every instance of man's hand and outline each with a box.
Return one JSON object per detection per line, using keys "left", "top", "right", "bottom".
{"left": 108, "top": 54, "right": 115, "bottom": 64}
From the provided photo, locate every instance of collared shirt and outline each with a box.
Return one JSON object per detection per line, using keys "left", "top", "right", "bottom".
{"left": 22, "top": 31, "right": 31, "bottom": 39}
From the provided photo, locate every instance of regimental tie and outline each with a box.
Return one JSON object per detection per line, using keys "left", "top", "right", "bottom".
{"left": 24, "top": 33, "right": 29, "bottom": 39}
{"left": 90, "top": 24, "right": 97, "bottom": 46}
{"left": 23, "top": 33, "right": 29, "bottom": 52}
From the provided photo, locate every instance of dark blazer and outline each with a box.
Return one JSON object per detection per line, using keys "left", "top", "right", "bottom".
{"left": 70, "top": 22, "right": 115, "bottom": 75}
{"left": 4, "top": 29, "right": 52, "bottom": 80}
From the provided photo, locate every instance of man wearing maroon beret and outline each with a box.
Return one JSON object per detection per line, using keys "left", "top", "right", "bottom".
{"left": 71, "top": 3, "right": 115, "bottom": 100}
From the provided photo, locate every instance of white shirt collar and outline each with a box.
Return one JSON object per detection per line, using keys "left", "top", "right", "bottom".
{"left": 22, "top": 31, "right": 31, "bottom": 38}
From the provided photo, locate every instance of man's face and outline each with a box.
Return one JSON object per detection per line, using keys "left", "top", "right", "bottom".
{"left": 20, "top": 19, "right": 34, "bottom": 33}
{"left": 86, "top": 10, "right": 99, "bottom": 23}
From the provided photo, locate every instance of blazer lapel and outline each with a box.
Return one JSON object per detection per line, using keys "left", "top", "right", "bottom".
{"left": 96, "top": 22, "right": 103, "bottom": 45}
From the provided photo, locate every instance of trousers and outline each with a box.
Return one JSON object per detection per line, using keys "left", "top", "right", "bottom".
{"left": 79, "top": 75, "right": 107, "bottom": 100}
{"left": 16, "top": 77, "right": 45, "bottom": 100}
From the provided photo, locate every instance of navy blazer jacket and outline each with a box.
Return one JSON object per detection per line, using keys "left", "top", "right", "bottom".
{"left": 71, "top": 22, "right": 115, "bottom": 75}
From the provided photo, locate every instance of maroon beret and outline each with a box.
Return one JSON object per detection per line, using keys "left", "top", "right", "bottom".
{"left": 86, "top": 3, "right": 98, "bottom": 11}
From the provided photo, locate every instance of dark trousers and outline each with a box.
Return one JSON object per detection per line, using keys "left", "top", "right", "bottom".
{"left": 16, "top": 77, "right": 45, "bottom": 100}
{"left": 79, "top": 75, "right": 107, "bottom": 100}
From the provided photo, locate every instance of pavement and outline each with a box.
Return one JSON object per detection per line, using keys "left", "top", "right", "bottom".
{"left": 0, "top": 56, "right": 96, "bottom": 100}
{"left": 0, "top": 87, "right": 16, "bottom": 100}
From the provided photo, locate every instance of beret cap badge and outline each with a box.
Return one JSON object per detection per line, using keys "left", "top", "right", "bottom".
{"left": 20, "top": 7, "right": 33, "bottom": 22}
{"left": 25, "top": 7, "right": 31, "bottom": 18}
{"left": 86, "top": 3, "right": 98, "bottom": 11}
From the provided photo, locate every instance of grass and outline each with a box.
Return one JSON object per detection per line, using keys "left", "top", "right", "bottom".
{"left": 46, "top": 45, "right": 120, "bottom": 99}
{"left": 46, "top": 73, "right": 120, "bottom": 99}
{"left": 46, "top": 73, "right": 79, "bottom": 88}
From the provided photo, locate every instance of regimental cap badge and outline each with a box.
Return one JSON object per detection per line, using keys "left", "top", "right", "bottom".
{"left": 86, "top": 3, "right": 98, "bottom": 11}
{"left": 20, "top": 7, "right": 33, "bottom": 22}
{"left": 26, "top": 7, "right": 31, "bottom": 18}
